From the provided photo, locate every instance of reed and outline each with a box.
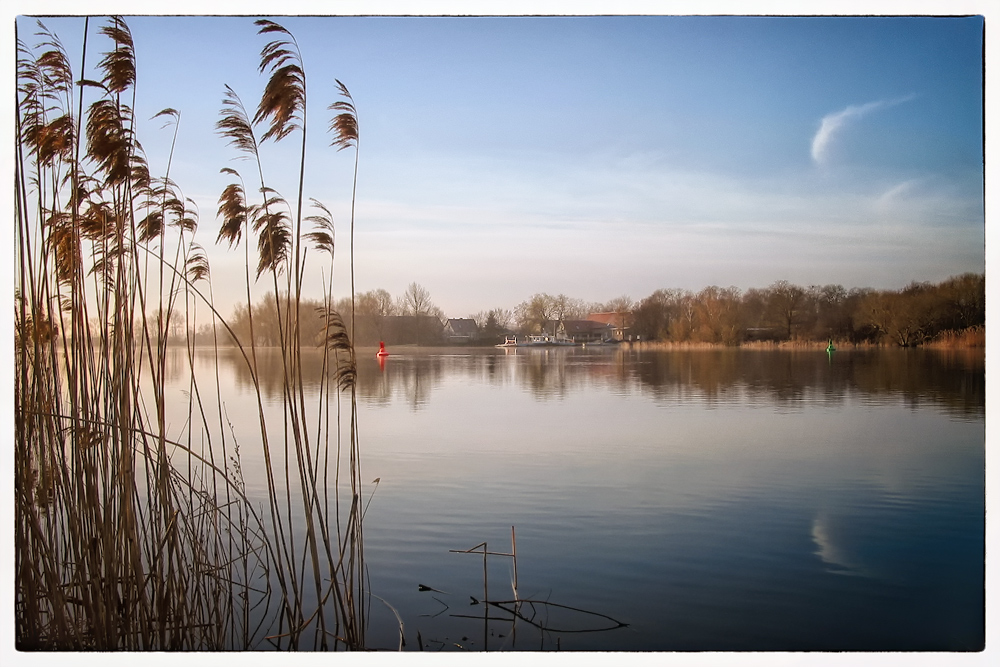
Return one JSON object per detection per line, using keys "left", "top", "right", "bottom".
{"left": 627, "top": 338, "right": 880, "bottom": 351}
{"left": 924, "top": 326, "right": 985, "bottom": 349}
{"left": 15, "top": 16, "right": 368, "bottom": 650}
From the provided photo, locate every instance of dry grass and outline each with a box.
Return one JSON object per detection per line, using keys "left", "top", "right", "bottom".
{"left": 924, "top": 326, "right": 985, "bottom": 349}
{"left": 626, "top": 334, "right": 984, "bottom": 351}
{"left": 626, "top": 339, "right": 851, "bottom": 351}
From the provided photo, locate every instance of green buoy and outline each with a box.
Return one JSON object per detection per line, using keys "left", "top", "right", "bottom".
{"left": 826, "top": 339, "right": 836, "bottom": 353}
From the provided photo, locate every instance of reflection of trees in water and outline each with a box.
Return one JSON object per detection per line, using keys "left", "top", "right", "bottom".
{"left": 519, "top": 351, "right": 571, "bottom": 398}
{"left": 495, "top": 349, "right": 623, "bottom": 399}
{"left": 356, "top": 353, "right": 445, "bottom": 410}
{"left": 210, "top": 346, "right": 983, "bottom": 418}
{"left": 627, "top": 348, "right": 984, "bottom": 418}
{"left": 216, "top": 348, "right": 455, "bottom": 408}
{"left": 629, "top": 350, "right": 830, "bottom": 405}
{"left": 212, "top": 347, "right": 330, "bottom": 400}
{"left": 356, "top": 349, "right": 599, "bottom": 406}
{"left": 846, "top": 348, "right": 984, "bottom": 417}
{"left": 159, "top": 346, "right": 199, "bottom": 385}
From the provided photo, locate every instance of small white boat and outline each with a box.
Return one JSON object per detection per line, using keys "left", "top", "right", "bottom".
{"left": 526, "top": 334, "right": 577, "bottom": 347}
{"left": 495, "top": 336, "right": 519, "bottom": 348}
{"left": 495, "top": 334, "right": 577, "bottom": 348}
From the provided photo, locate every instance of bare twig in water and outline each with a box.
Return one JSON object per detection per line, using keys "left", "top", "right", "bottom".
{"left": 419, "top": 596, "right": 449, "bottom": 618}
{"left": 449, "top": 527, "right": 627, "bottom": 641}
{"left": 417, "top": 583, "right": 448, "bottom": 594}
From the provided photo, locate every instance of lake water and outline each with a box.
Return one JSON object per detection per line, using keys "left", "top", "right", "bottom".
{"left": 165, "top": 345, "right": 984, "bottom": 651}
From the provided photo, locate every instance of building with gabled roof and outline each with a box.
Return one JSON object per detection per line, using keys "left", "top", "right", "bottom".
{"left": 443, "top": 318, "right": 479, "bottom": 344}
{"left": 558, "top": 319, "right": 614, "bottom": 343}
{"left": 587, "top": 312, "right": 633, "bottom": 341}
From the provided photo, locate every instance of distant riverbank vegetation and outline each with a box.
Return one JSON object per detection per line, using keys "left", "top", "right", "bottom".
{"left": 198, "top": 273, "right": 983, "bottom": 350}
{"left": 628, "top": 274, "right": 984, "bottom": 348}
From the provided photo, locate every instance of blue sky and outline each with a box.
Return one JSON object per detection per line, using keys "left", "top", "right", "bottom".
{"left": 12, "top": 6, "right": 986, "bottom": 319}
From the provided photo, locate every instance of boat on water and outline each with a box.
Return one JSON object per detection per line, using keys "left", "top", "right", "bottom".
{"left": 495, "top": 334, "right": 576, "bottom": 348}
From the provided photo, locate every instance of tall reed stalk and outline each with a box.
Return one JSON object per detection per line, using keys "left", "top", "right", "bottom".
{"left": 15, "top": 15, "right": 368, "bottom": 650}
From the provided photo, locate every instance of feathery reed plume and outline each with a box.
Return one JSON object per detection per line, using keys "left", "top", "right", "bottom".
{"left": 34, "top": 25, "right": 75, "bottom": 93}
{"left": 173, "top": 196, "right": 199, "bottom": 234}
{"left": 84, "top": 17, "right": 136, "bottom": 186}
{"left": 85, "top": 97, "right": 131, "bottom": 185}
{"left": 253, "top": 20, "right": 305, "bottom": 143}
{"left": 251, "top": 190, "right": 292, "bottom": 278}
{"left": 19, "top": 30, "right": 76, "bottom": 170}
{"left": 304, "top": 199, "right": 335, "bottom": 256}
{"left": 185, "top": 243, "right": 210, "bottom": 283}
{"left": 217, "top": 177, "right": 250, "bottom": 248}
{"left": 152, "top": 106, "right": 179, "bottom": 126}
{"left": 45, "top": 211, "right": 82, "bottom": 286}
{"left": 97, "top": 16, "right": 135, "bottom": 94}
{"left": 217, "top": 86, "right": 259, "bottom": 159}
{"left": 130, "top": 150, "right": 152, "bottom": 197}
{"left": 328, "top": 80, "right": 358, "bottom": 152}
{"left": 25, "top": 114, "right": 75, "bottom": 167}
{"left": 317, "top": 307, "right": 357, "bottom": 391}
{"left": 326, "top": 79, "right": 359, "bottom": 335}
{"left": 137, "top": 209, "right": 163, "bottom": 244}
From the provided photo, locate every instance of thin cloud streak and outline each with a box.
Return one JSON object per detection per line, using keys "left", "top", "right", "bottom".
{"left": 811, "top": 94, "right": 917, "bottom": 165}
{"left": 876, "top": 178, "right": 923, "bottom": 208}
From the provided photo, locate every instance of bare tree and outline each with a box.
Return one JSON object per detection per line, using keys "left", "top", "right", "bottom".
{"left": 603, "top": 295, "right": 634, "bottom": 337}
{"left": 359, "top": 288, "right": 395, "bottom": 317}
{"left": 355, "top": 288, "right": 396, "bottom": 343}
{"left": 490, "top": 307, "right": 513, "bottom": 331}
{"left": 694, "top": 286, "right": 742, "bottom": 344}
{"left": 670, "top": 291, "right": 697, "bottom": 342}
{"left": 766, "top": 280, "right": 806, "bottom": 340}
{"left": 398, "top": 282, "right": 433, "bottom": 317}
{"left": 548, "top": 294, "right": 589, "bottom": 321}
{"left": 515, "top": 293, "right": 557, "bottom": 334}
{"left": 473, "top": 308, "right": 514, "bottom": 341}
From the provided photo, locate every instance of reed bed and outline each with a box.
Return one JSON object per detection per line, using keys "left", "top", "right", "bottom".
{"left": 924, "top": 326, "right": 986, "bottom": 349}
{"left": 15, "top": 16, "right": 368, "bottom": 650}
{"left": 627, "top": 338, "right": 913, "bottom": 351}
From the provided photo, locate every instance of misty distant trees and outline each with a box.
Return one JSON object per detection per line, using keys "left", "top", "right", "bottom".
{"left": 215, "top": 273, "right": 983, "bottom": 349}
{"left": 225, "top": 283, "right": 447, "bottom": 347}
{"left": 472, "top": 308, "right": 514, "bottom": 342}
{"left": 225, "top": 293, "right": 330, "bottom": 348}
{"left": 513, "top": 293, "right": 633, "bottom": 335}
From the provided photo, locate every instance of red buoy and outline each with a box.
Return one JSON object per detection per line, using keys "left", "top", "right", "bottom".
{"left": 376, "top": 341, "right": 389, "bottom": 358}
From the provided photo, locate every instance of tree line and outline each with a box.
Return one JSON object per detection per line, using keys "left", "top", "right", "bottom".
{"left": 217, "top": 282, "right": 448, "bottom": 347}
{"left": 213, "top": 286, "right": 639, "bottom": 347}
{"left": 629, "top": 274, "right": 984, "bottom": 346}
{"left": 202, "top": 273, "right": 982, "bottom": 349}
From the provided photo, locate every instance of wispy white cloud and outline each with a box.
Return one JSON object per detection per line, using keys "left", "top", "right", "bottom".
{"left": 811, "top": 94, "right": 916, "bottom": 165}
{"left": 875, "top": 178, "right": 923, "bottom": 209}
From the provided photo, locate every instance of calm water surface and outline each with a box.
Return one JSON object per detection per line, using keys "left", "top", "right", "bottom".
{"left": 170, "top": 345, "right": 984, "bottom": 651}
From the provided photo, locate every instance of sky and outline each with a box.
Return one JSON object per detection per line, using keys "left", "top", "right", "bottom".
{"left": 10, "top": 2, "right": 988, "bottom": 321}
